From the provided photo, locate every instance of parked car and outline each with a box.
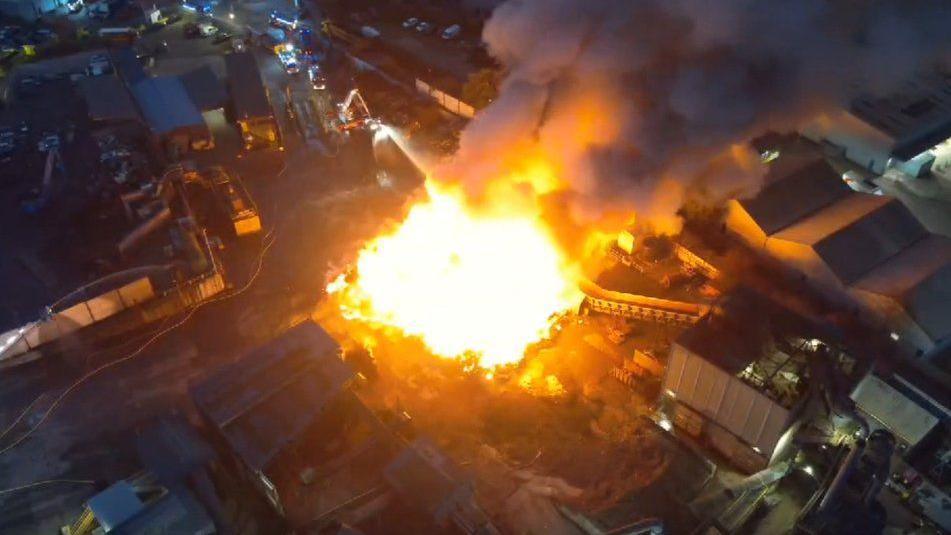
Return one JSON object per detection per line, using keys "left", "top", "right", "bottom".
{"left": 402, "top": 17, "right": 418, "bottom": 29}
{"left": 441, "top": 24, "right": 461, "bottom": 40}
{"left": 415, "top": 21, "right": 434, "bottom": 34}
{"left": 197, "top": 22, "right": 218, "bottom": 37}
{"left": 87, "top": 53, "right": 111, "bottom": 76}
{"left": 308, "top": 64, "right": 326, "bottom": 90}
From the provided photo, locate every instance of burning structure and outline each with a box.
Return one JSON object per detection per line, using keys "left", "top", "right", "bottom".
{"left": 328, "top": 180, "right": 582, "bottom": 368}
{"left": 327, "top": 0, "right": 951, "bottom": 374}
{"left": 319, "top": 0, "right": 951, "bottom": 528}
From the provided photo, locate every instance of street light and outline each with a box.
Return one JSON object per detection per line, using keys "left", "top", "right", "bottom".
{"left": 229, "top": 11, "right": 235, "bottom": 19}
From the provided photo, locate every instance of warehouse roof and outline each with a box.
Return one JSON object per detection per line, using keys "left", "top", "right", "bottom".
{"left": 850, "top": 71, "right": 951, "bottom": 160}
{"left": 78, "top": 75, "right": 140, "bottom": 123}
{"left": 772, "top": 195, "right": 928, "bottom": 285}
{"left": 110, "top": 47, "right": 147, "bottom": 86}
{"left": 676, "top": 288, "right": 799, "bottom": 375}
{"left": 131, "top": 76, "right": 205, "bottom": 135}
{"left": 736, "top": 157, "right": 851, "bottom": 235}
{"left": 191, "top": 322, "right": 352, "bottom": 471}
{"left": 179, "top": 65, "right": 227, "bottom": 112}
{"left": 853, "top": 235, "right": 951, "bottom": 299}
{"left": 905, "top": 265, "right": 951, "bottom": 342}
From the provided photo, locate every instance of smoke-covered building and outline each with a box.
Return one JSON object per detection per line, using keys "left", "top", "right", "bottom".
{"left": 726, "top": 150, "right": 951, "bottom": 357}
{"left": 802, "top": 71, "right": 951, "bottom": 178}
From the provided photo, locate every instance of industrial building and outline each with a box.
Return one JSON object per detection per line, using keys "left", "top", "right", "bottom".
{"left": 384, "top": 439, "right": 501, "bottom": 535}
{"left": 0, "top": 163, "right": 229, "bottom": 368}
{"left": 850, "top": 373, "right": 946, "bottom": 452}
{"left": 79, "top": 48, "right": 215, "bottom": 158}
{"left": 803, "top": 70, "right": 951, "bottom": 178}
{"left": 189, "top": 321, "right": 391, "bottom": 527}
{"left": 661, "top": 289, "right": 817, "bottom": 473}
{"left": 727, "top": 146, "right": 951, "bottom": 356}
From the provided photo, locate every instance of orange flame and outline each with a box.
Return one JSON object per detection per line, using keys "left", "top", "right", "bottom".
{"left": 328, "top": 180, "right": 583, "bottom": 368}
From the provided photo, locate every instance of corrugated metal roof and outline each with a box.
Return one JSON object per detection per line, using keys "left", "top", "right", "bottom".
{"left": 772, "top": 196, "right": 928, "bottom": 285}
{"left": 850, "top": 71, "right": 951, "bottom": 158}
{"left": 904, "top": 265, "right": 951, "bottom": 342}
{"left": 78, "top": 75, "right": 140, "bottom": 122}
{"left": 179, "top": 65, "right": 227, "bottom": 112}
{"left": 852, "top": 235, "right": 951, "bottom": 342}
{"left": 110, "top": 47, "right": 147, "bottom": 86}
{"left": 852, "top": 235, "right": 951, "bottom": 298}
{"left": 190, "top": 322, "right": 352, "bottom": 471}
{"left": 851, "top": 374, "right": 939, "bottom": 446}
{"left": 131, "top": 76, "right": 206, "bottom": 135}
{"left": 665, "top": 344, "right": 791, "bottom": 455}
{"left": 736, "top": 158, "right": 851, "bottom": 235}
{"left": 224, "top": 52, "right": 273, "bottom": 119}
{"left": 384, "top": 438, "right": 467, "bottom": 524}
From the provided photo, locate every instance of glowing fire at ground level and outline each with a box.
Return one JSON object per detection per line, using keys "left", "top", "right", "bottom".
{"left": 327, "top": 180, "right": 583, "bottom": 369}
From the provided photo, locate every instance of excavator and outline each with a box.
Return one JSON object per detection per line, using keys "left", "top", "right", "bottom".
{"left": 334, "top": 88, "right": 379, "bottom": 133}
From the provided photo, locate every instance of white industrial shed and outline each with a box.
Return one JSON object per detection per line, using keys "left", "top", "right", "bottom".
{"left": 661, "top": 290, "right": 810, "bottom": 472}
{"left": 664, "top": 344, "right": 795, "bottom": 471}
{"left": 850, "top": 374, "right": 942, "bottom": 448}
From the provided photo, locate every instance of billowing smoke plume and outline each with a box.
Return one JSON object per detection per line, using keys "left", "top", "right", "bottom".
{"left": 443, "top": 0, "right": 951, "bottom": 232}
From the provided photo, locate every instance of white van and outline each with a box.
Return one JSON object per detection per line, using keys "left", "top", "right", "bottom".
{"left": 441, "top": 24, "right": 461, "bottom": 40}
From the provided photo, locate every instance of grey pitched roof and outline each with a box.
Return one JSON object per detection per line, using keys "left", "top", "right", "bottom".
{"left": 774, "top": 196, "right": 928, "bottom": 285}
{"left": 78, "top": 75, "right": 140, "bottom": 122}
{"left": 736, "top": 157, "right": 852, "bottom": 235}
{"left": 190, "top": 322, "right": 352, "bottom": 471}
{"left": 110, "top": 47, "right": 147, "bottom": 86}
{"left": 903, "top": 264, "right": 951, "bottom": 342}
{"left": 179, "top": 65, "right": 227, "bottom": 111}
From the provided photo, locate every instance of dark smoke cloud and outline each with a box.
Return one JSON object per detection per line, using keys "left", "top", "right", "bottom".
{"left": 445, "top": 0, "right": 951, "bottom": 231}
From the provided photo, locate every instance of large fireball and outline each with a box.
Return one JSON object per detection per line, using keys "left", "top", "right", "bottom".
{"left": 329, "top": 181, "right": 581, "bottom": 368}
